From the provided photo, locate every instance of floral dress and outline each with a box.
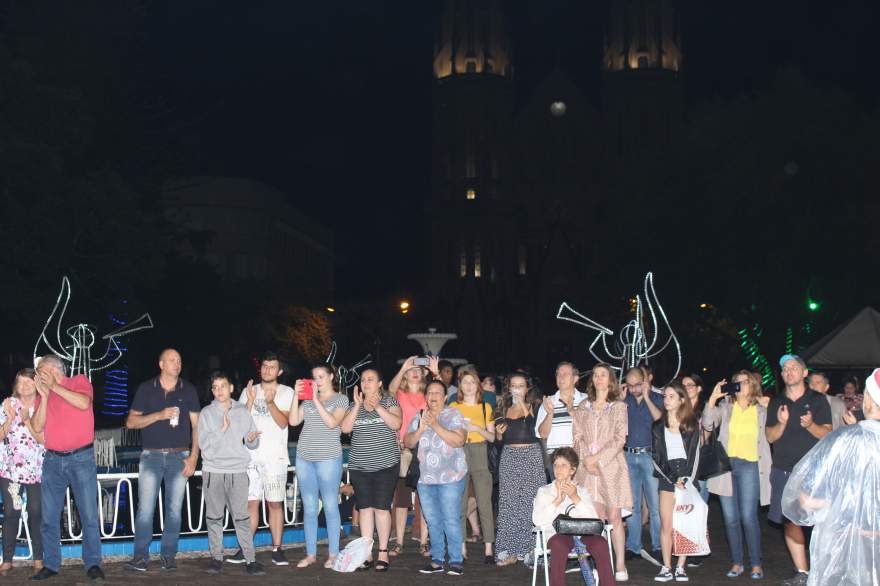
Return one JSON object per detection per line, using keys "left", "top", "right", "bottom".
{"left": 0, "top": 398, "right": 45, "bottom": 485}
{"left": 573, "top": 400, "right": 633, "bottom": 510}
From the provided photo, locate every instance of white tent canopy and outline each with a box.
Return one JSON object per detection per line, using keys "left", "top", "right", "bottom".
{"left": 802, "top": 307, "right": 880, "bottom": 369}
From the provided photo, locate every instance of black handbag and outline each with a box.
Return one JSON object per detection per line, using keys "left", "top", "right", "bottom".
{"left": 552, "top": 515, "right": 605, "bottom": 536}
{"left": 697, "top": 423, "right": 731, "bottom": 480}
{"left": 482, "top": 404, "right": 500, "bottom": 480}
{"left": 404, "top": 452, "right": 420, "bottom": 489}
{"left": 404, "top": 410, "right": 424, "bottom": 489}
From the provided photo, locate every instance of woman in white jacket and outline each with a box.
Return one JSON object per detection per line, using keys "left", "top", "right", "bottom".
{"left": 532, "top": 447, "right": 616, "bottom": 586}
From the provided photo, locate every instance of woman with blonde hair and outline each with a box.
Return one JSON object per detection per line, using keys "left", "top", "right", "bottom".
{"left": 572, "top": 363, "right": 632, "bottom": 581}
{"left": 387, "top": 356, "right": 430, "bottom": 556}
{"left": 449, "top": 366, "right": 495, "bottom": 562}
{"left": 702, "top": 371, "right": 771, "bottom": 580}
{"left": 0, "top": 368, "right": 45, "bottom": 575}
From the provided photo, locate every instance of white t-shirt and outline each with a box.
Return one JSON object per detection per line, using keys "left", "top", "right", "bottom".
{"left": 239, "top": 383, "right": 294, "bottom": 465}
{"left": 534, "top": 389, "right": 588, "bottom": 450}
{"left": 664, "top": 428, "right": 687, "bottom": 460}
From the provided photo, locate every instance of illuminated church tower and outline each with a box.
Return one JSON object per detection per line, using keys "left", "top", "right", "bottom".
{"left": 428, "top": 0, "right": 518, "bottom": 363}
{"left": 602, "top": 0, "right": 682, "bottom": 157}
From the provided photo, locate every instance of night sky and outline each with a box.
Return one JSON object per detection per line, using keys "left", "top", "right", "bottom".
{"left": 140, "top": 0, "right": 878, "bottom": 300}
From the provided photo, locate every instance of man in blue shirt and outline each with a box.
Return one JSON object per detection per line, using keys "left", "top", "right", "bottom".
{"left": 622, "top": 366, "right": 664, "bottom": 565}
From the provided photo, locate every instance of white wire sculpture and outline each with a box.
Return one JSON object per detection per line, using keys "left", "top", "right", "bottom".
{"left": 325, "top": 341, "right": 372, "bottom": 391}
{"left": 556, "top": 272, "right": 682, "bottom": 383}
{"left": 33, "top": 276, "right": 154, "bottom": 380}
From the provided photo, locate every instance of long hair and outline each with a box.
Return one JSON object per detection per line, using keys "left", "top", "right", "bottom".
{"left": 455, "top": 365, "right": 483, "bottom": 404}
{"left": 312, "top": 363, "right": 339, "bottom": 392}
{"left": 732, "top": 370, "right": 763, "bottom": 405}
{"left": 663, "top": 380, "right": 697, "bottom": 432}
{"left": 585, "top": 363, "right": 622, "bottom": 402}
{"left": 499, "top": 372, "right": 540, "bottom": 417}
{"left": 399, "top": 365, "right": 427, "bottom": 395}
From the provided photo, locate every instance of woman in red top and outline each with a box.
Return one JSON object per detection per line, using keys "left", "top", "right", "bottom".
{"left": 388, "top": 356, "right": 429, "bottom": 556}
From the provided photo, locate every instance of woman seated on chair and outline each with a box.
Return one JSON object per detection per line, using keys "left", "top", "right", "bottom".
{"left": 533, "top": 447, "right": 616, "bottom": 586}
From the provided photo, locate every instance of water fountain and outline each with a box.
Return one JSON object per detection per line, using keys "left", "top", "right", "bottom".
{"left": 404, "top": 328, "right": 467, "bottom": 365}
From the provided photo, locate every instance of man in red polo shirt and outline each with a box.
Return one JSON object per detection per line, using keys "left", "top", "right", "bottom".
{"left": 30, "top": 354, "right": 104, "bottom": 582}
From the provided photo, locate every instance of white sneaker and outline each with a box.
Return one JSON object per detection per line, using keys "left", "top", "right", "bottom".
{"left": 615, "top": 569, "right": 629, "bottom": 582}
{"left": 655, "top": 566, "right": 674, "bottom": 582}
{"left": 674, "top": 566, "right": 689, "bottom": 582}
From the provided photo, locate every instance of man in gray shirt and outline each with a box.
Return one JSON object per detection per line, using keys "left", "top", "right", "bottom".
{"left": 198, "top": 372, "right": 264, "bottom": 576}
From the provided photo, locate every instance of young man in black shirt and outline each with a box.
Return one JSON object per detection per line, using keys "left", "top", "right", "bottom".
{"left": 766, "top": 355, "right": 831, "bottom": 586}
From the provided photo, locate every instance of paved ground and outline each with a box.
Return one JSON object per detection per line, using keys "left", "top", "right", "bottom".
{"left": 2, "top": 501, "right": 800, "bottom": 585}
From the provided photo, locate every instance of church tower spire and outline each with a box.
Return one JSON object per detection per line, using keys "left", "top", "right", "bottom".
{"left": 603, "top": 0, "right": 681, "bottom": 73}
{"left": 602, "top": 0, "right": 683, "bottom": 157}
{"left": 433, "top": 0, "right": 511, "bottom": 79}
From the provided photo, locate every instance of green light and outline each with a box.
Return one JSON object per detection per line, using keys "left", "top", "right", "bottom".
{"left": 807, "top": 299, "right": 820, "bottom": 311}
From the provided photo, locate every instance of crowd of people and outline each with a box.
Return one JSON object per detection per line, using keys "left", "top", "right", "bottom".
{"left": 0, "top": 349, "right": 877, "bottom": 585}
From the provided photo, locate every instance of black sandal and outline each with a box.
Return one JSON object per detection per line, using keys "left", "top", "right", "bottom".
{"left": 375, "top": 549, "right": 390, "bottom": 572}
{"left": 357, "top": 559, "right": 373, "bottom": 571}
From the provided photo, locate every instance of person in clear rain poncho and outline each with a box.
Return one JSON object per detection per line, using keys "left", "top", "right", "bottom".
{"left": 782, "top": 368, "right": 880, "bottom": 586}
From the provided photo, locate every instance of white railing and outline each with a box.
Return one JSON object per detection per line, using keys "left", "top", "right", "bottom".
{"left": 8, "top": 465, "right": 350, "bottom": 546}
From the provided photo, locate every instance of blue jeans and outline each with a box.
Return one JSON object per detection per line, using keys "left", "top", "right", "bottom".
{"left": 719, "top": 458, "right": 762, "bottom": 567}
{"left": 624, "top": 451, "right": 661, "bottom": 553}
{"left": 418, "top": 478, "right": 466, "bottom": 566}
{"left": 133, "top": 450, "right": 190, "bottom": 561}
{"left": 41, "top": 447, "right": 102, "bottom": 572}
{"left": 296, "top": 455, "right": 343, "bottom": 556}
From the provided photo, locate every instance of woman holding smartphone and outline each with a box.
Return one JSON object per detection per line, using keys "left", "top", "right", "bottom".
{"left": 387, "top": 356, "right": 430, "bottom": 556}
{"left": 652, "top": 381, "right": 701, "bottom": 582}
{"left": 702, "top": 371, "right": 771, "bottom": 580}
{"left": 289, "top": 365, "right": 349, "bottom": 568}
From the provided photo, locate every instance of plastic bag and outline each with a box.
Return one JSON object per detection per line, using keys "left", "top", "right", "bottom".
{"left": 331, "top": 537, "right": 374, "bottom": 572}
{"left": 782, "top": 421, "right": 880, "bottom": 586}
{"left": 672, "top": 481, "right": 710, "bottom": 556}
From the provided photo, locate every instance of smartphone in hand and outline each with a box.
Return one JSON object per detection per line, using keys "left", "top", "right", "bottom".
{"left": 298, "top": 379, "right": 314, "bottom": 401}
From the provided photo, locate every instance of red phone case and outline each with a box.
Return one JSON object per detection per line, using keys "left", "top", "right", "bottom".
{"left": 299, "top": 379, "right": 314, "bottom": 401}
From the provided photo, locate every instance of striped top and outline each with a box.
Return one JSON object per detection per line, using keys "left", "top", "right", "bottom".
{"left": 296, "top": 393, "right": 350, "bottom": 461}
{"left": 534, "top": 389, "right": 588, "bottom": 450}
{"left": 348, "top": 395, "right": 401, "bottom": 472}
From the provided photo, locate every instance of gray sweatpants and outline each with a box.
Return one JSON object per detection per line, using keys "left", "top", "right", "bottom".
{"left": 204, "top": 471, "right": 255, "bottom": 562}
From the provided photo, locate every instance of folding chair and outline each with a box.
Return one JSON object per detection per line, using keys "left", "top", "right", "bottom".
{"left": 531, "top": 526, "right": 549, "bottom": 586}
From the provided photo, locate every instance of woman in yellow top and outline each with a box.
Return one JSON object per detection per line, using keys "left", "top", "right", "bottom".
{"left": 702, "top": 371, "right": 772, "bottom": 580}
{"left": 449, "top": 366, "right": 495, "bottom": 563}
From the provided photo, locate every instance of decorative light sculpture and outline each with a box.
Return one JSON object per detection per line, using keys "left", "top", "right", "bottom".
{"left": 556, "top": 272, "right": 682, "bottom": 383}
{"left": 33, "top": 276, "right": 154, "bottom": 380}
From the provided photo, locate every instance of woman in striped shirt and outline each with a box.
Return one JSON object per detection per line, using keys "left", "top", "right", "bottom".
{"left": 289, "top": 365, "right": 350, "bottom": 568}
{"left": 340, "top": 368, "right": 402, "bottom": 571}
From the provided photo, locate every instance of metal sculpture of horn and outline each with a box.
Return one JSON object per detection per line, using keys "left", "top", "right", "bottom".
{"left": 325, "top": 341, "right": 372, "bottom": 391}
{"left": 33, "top": 276, "right": 154, "bottom": 380}
{"left": 556, "top": 272, "right": 682, "bottom": 384}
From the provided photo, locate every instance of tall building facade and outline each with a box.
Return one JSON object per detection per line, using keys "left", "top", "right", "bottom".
{"left": 426, "top": 0, "right": 682, "bottom": 372}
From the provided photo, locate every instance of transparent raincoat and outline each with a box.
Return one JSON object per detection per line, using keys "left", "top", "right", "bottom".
{"left": 782, "top": 419, "right": 880, "bottom": 586}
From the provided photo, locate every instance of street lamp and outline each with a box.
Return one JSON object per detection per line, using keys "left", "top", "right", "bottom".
{"left": 399, "top": 300, "right": 410, "bottom": 315}
{"left": 326, "top": 306, "right": 336, "bottom": 313}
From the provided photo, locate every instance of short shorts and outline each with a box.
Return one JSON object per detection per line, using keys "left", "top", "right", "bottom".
{"left": 247, "top": 461, "right": 289, "bottom": 502}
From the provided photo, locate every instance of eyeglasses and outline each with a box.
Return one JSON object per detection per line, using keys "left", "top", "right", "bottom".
{"left": 682, "top": 383, "right": 697, "bottom": 389}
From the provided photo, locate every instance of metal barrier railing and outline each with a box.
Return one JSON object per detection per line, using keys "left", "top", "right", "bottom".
{"left": 6, "top": 465, "right": 351, "bottom": 551}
